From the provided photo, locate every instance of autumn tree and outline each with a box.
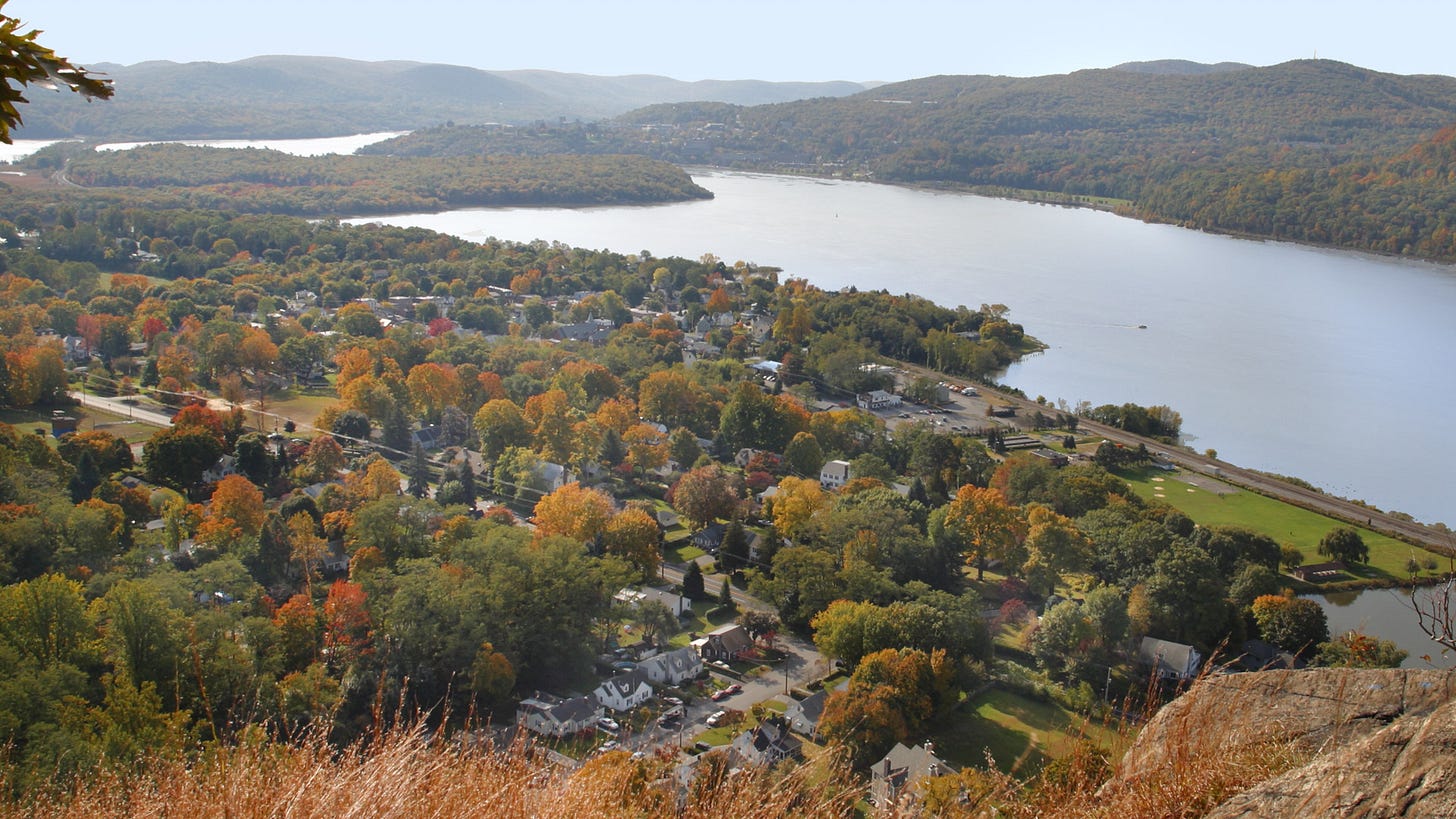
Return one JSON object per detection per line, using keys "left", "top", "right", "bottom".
{"left": 532, "top": 482, "right": 614, "bottom": 545}
{"left": 943, "top": 485, "right": 1025, "bottom": 582}
{"left": 0, "top": 5, "right": 113, "bottom": 142}
{"left": 767, "top": 475, "right": 828, "bottom": 543}
{"left": 668, "top": 464, "right": 741, "bottom": 531}
{"left": 1251, "top": 593, "right": 1329, "bottom": 655}
{"left": 602, "top": 506, "right": 661, "bottom": 580}
{"left": 321, "top": 579, "right": 371, "bottom": 670}
{"left": 819, "top": 647, "right": 956, "bottom": 767}
{"left": 406, "top": 362, "right": 463, "bottom": 425}
{"left": 473, "top": 398, "right": 532, "bottom": 462}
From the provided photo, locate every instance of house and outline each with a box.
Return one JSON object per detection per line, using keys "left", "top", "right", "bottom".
{"left": 593, "top": 667, "right": 655, "bottom": 713}
{"left": 869, "top": 742, "right": 954, "bottom": 809}
{"left": 693, "top": 623, "right": 754, "bottom": 663}
{"left": 615, "top": 586, "right": 692, "bottom": 618}
{"left": 49, "top": 412, "right": 79, "bottom": 438}
{"left": 517, "top": 693, "right": 603, "bottom": 738}
{"left": 730, "top": 715, "right": 802, "bottom": 767}
{"left": 1138, "top": 636, "right": 1202, "bottom": 681}
{"left": 201, "top": 454, "right": 238, "bottom": 484}
{"left": 535, "top": 461, "right": 571, "bottom": 492}
{"left": 819, "top": 459, "right": 851, "bottom": 490}
{"left": 637, "top": 646, "right": 703, "bottom": 687}
{"left": 856, "top": 389, "right": 901, "bottom": 411}
{"left": 784, "top": 690, "right": 828, "bottom": 739}
{"left": 655, "top": 509, "right": 682, "bottom": 530}
{"left": 692, "top": 523, "right": 726, "bottom": 553}
{"left": 411, "top": 425, "right": 441, "bottom": 450}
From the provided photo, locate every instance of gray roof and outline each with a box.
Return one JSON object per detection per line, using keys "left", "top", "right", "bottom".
{"left": 599, "top": 667, "right": 651, "bottom": 699}
{"left": 1139, "top": 636, "right": 1200, "bottom": 677}
{"left": 785, "top": 689, "right": 828, "bottom": 734}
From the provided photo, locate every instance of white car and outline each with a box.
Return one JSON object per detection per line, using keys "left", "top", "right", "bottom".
{"left": 705, "top": 710, "right": 727, "bottom": 727}
{"left": 597, "top": 716, "right": 620, "bottom": 732}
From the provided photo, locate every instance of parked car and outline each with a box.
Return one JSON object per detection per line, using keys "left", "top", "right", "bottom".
{"left": 661, "top": 696, "right": 684, "bottom": 707}
{"left": 711, "top": 689, "right": 730, "bottom": 701}
{"left": 723, "top": 683, "right": 742, "bottom": 696}
{"left": 611, "top": 660, "right": 637, "bottom": 672}
{"left": 705, "top": 710, "right": 727, "bottom": 727}
{"left": 597, "top": 716, "right": 620, "bottom": 732}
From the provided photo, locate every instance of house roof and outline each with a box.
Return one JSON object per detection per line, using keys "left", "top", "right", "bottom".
{"left": 521, "top": 693, "right": 599, "bottom": 725}
{"left": 785, "top": 690, "right": 828, "bottom": 732}
{"left": 1139, "top": 637, "right": 1200, "bottom": 676}
{"left": 639, "top": 646, "right": 701, "bottom": 678}
{"left": 733, "top": 715, "right": 801, "bottom": 764}
{"left": 597, "top": 668, "right": 652, "bottom": 700}
{"left": 873, "top": 742, "right": 953, "bottom": 789}
{"left": 705, "top": 623, "right": 754, "bottom": 654}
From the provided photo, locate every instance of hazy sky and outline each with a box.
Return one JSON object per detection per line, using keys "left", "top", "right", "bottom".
{"left": 11, "top": 0, "right": 1456, "bottom": 83}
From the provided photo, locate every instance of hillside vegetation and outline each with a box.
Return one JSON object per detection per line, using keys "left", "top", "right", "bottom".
{"left": 371, "top": 60, "right": 1456, "bottom": 260}
{"left": 13, "top": 55, "right": 869, "bottom": 139}
{"left": 36, "top": 143, "right": 712, "bottom": 215}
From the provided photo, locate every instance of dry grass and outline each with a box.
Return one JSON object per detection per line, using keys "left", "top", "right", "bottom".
{"left": 1, "top": 724, "right": 861, "bottom": 819}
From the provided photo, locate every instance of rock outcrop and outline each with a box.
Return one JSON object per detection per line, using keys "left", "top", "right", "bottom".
{"left": 1107, "top": 668, "right": 1456, "bottom": 817}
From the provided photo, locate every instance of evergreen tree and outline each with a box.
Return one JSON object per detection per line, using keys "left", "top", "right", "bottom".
{"left": 407, "top": 441, "right": 430, "bottom": 498}
{"left": 382, "top": 405, "right": 411, "bottom": 453}
{"left": 719, "top": 519, "right": 749, "bottom": 571}
{"left": 68, "top": 448, "right": 100, "bottom": 503}
{"left": 682, "top": 561, "right": 705, "bottom": 599}
{"left": 717, "top": 577, "right": 734, "bottom": 610}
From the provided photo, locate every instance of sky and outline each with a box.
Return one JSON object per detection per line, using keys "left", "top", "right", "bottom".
{"left": 10, "top": 0, "right": 1456, "bottom": 83}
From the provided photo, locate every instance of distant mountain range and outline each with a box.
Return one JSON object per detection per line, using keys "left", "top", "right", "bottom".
{"left": 13, "top": 55, "right": 872, "bottom": 140}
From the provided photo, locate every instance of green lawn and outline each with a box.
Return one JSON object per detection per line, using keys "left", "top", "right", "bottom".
{"left": 929, "top": 688, "right": 1120, "bottom": 776}
{"left": 1118, "top": 467, "right": 1444, "bottom": 584}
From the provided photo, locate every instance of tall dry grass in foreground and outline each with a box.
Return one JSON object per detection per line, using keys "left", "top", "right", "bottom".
{"left": 0, "top": 725, "right": 859, "bottom": 819}
{"left": 0, "top": 671, "right": 1320, "bottom": 819}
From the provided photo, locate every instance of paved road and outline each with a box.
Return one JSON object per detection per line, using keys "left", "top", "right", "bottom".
{"left": 69, "top": 391, "right": 176, "bottom": 428}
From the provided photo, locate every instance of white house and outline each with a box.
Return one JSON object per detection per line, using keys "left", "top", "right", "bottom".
{"left": 615, "top": 586, "right": 692, "bottom": 618}
{"left": 730, "top": 715, "right": 802, "bottom": 768}
{"left": 638, "top": 646, "right": 703, "bottom": 687}
{"left": 517, "top": 693, "right": 602, "bottom": 738}
{"left": 856, "top": 389, "right": 901, "bottom": 410}
{"left": 593, "top": 668, "right": 655, "bottom": 713}
{"left": 819, "top": 459, "right": 852, "bottom": 490}
{"left": 1138, "top": 637, "right": 1202, "bottom": 681}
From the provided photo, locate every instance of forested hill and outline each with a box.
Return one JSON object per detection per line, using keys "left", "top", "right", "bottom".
{"left": 12, "top": 55, "right": 869, "bottom": 140}
{"left": 369, "top": 59, "right": 1456, "bottom": 260}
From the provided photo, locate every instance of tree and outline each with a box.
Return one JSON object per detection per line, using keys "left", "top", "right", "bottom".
{"left": 331, "top": 409, "right": 372, "bottom": 445}
{"left": 716, "top": 578, "right": 734, "bottom": 610}
{"left": 1020, "top": 504, "right": 1092, "bottom": 596}
{"left": 783, "top": 431, "right": 824, "bottom": 478}
{"left": 296, "top": 434, "right": 346, "bottom": 484}
{"left": 681, "top": 560, "right": 705, "bottom": 600}
{"left": 1317, "top": 527, "right": 1369, "bottom": 564}
{"left": 602, "top": 507, "right": 661, "bottom": 580}
{"left": 473, "top": 398, "right": 532, "bottom": 462}
{"left": 532, "top": 482, "right": 613, "bottom": 545}
{"left": 668, "top": 464, "right": 741, "bottom": 531}
{"left": 767, "top": 475, "right": 828, "bottom": 543}
{"left": 0, "top": 4, "right": 113, "bottom": 143}
{"left": 1251, "top": 593, "right": 1329, "bottom": 655}
{"left": 406, "top": 440, "right": 431, "bottom": 499}
{"left": 1316, "top": 630, "right": 1408, "bottom": 668}
{"left": 819, "top": 648, "right": 955, "bottom": 768}
{"left": 1033, "top": 599, "right": 1094, "bottom": 675}
{"left": 718, "top": 519, "right": 750, "bottom": 571}
{"left": 142, "top": 426, "right": 223, "bottom": 490}
{"left": 943, "top": 485, "right": 1025, "bottom": 582}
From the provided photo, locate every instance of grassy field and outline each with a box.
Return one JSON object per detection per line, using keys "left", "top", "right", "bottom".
{"left": 263, "top": 390, "right": 337, "bottom": 431}
{"left": 930, "top": 688, "right": 1122, "bottom": 776}
{"left": 1118, "top": 467, "right": 1444, "bottom": 584}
